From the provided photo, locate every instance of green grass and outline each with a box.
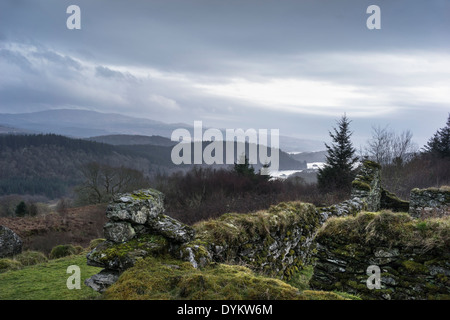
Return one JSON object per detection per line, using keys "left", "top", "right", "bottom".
{"left": 287, "top": 265, "right": 314, "bottom": 291}
{"left": 0, "top": 253, "right": 102, "bottom": 300}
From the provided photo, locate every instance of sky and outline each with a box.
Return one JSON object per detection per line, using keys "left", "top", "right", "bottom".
{"left": 0, "top": 0, "right": 449, "bottom": 148}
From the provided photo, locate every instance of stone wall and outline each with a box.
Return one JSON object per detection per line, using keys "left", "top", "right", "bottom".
{"left": 409, "top": 187, "right": 450, "bottom": 218}
{"left": 85, "top": 160, "right": 416, "bottom": 294}
{"left": 310, "top": 211, "right": 450, "bottom": 300}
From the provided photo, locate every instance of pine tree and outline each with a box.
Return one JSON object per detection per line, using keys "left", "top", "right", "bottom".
{"left": 15, "top": 201, "right": 28, "bottom": 217}
{"left": 424, "top": 114, "right": 450, "bottom": 158}
{"left": 233, "top": 154, "right": 256, "bottom": 177}
{"left": 317, "top": 114, "right": 359, "bottom": 193}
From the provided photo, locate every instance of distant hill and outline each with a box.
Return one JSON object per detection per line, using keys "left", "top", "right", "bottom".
{"left": 0, "top": 109, "right": 324, "bottom": 152}
{"left": 289, "top": 150, "right": 327, "bottom": 163}
{"left": 87, "top": 134, "right": 177, "bottom": 147}
{"left": 0, "top": 109, "right": 187, "bottom": 138}
{"left": 0, "top": 133, "right": 306, "bottom": 198}
{"left": 0, "top": 125, "right": 35, "bottom": 135}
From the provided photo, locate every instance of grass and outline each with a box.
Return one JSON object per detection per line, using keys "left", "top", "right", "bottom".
{"left": 318, "top": 210, "right": 450, "bottom": 251}
{"left": 0, "top": 252, "right": 102, "bottom": 300}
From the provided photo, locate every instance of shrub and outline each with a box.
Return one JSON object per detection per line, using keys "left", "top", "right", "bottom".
{"left": 0, "top": 258, "right": 22, "bottom": 273}
{"left": 49, "top": 244, "right": 77, "bottom": 259}
{"left": 14, "top": 250, "right": 48, "bottom": 266}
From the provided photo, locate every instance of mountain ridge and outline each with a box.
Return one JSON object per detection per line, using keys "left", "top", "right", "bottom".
{"left": 0, "top": 109, "right": 325, "bottom": 152}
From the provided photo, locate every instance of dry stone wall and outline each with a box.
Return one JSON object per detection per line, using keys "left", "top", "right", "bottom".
{"left": 310, "top": 211, "right": 450, "bottom": 300}
{"left": 86, "top": 160, "right": 435, "bottom": 296}
{"left": 409, "top": 187, "right": 450, "bottom": 218}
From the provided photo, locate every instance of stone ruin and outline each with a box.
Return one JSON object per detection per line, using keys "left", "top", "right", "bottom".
{"left": 85, "top": 160, "right": 449, "bottom": 298}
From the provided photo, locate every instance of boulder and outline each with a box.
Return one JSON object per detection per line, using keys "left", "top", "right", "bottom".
{"left": 0, "top": 225, "right": 22, "bottom": 258}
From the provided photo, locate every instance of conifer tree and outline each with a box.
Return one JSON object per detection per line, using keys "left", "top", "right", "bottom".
{"left": 424, "top": 114, "right": 450, "bottom": 158}
{"left": 317, "top": 114, "right": 359, "bottom": 193}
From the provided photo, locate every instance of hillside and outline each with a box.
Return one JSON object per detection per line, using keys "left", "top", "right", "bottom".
{"left": 289, "top": 150, "right": 327, "bottom": 163}
{"left": 0, "top": 134, "right": 305, "bottom": 199}
{"left": 87, "top": 134, "right": 177, "bottom": 146}
{"left": 0, "top": 134, "right": 176, "bottom": 198}
{"left": 0, "top": 109, "right": 324, "bottom": 152}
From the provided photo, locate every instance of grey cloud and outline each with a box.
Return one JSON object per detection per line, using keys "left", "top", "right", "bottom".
{"left": 0, "top": 48, "right": 34, "bottom": 72}
{"left": 31, "top": 50, "right": 82, "bottom": 70}
{"left": 0, "top": 0, "right": 448, "bottom": 148}
{"left": 95, "top": 66, "right": 125, "bottom": 79}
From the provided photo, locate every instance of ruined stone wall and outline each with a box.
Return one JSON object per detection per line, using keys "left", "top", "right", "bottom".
{"left": 350, "top": 160, "right": 382, "bottom": 212}
{"left": 86, "top": 160, "right": 418, "bottom": 294}
{"left": 310, "top": 211, "right": 450, "bottom": 300}
{"left": 409, "top": 187, "right": 450, "bottom": 218}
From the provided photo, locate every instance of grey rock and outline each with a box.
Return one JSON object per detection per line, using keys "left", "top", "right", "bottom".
{"left": 103, "top": 221, "right": 136, "bottom": 243}
{"left": 146, "top": 214, "right": 195, "bottom": 243}
{"left": 84, "top": 269, "right": 120, "bottom": 293}
{"left": 86, "top": 239, "right": 168, "bottom": 271}
{"left": 0, "top": 225, "right": 22, "bottom": 258}
{"left": 107, "top": 189, "right": 165, "bottom": 224}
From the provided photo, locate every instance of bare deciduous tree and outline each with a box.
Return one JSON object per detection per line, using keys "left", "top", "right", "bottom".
{"left": 364, "top": 125, "right": 417, "bottom": 166}
{"left": 76, "top": 162, "right": 149, "bottom": 205}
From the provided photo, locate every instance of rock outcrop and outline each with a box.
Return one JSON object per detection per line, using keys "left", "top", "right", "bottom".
{"left": 0, "top": 225, "right": 22, "bottom": 258}
{"left": 85, "top": 189, "right": 195, "bottom": 292}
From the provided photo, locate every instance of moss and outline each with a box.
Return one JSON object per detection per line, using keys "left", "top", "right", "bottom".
{"left": 318, "top": 210, "right": 450, "bottom": 251}
{"left": 129, "top": 189, "right": 160, "bottom": 200}
{"left": 104, "top": 255, "right": 305, "bottom": 300}
{"left": 363, "top": 160, "right": 382, "bottom": 170}
{"left": 89, "top": 238, "right": 106, "bottom": 250}
{"left": 402, "top": 260, "right": 429, "bottom": 274}
{"left": 193, "top": 201, "right": 320, "bottom": 250}
{"left": 352, "top": 180, "right": 371, "bottom": 192}
{"left": 100, "top": 234, "right": 167, "bottom": 261}
{"left": 380, "top": 189, "right": 409, "bottom": 212}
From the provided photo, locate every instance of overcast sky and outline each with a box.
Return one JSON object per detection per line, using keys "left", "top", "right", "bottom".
{"left": 0, "top": 0, "right": 449, "bottom": 148}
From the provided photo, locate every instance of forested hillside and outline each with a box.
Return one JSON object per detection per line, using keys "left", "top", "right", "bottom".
{"left": 0, "top": 134, "right": 173, "bottom": 198}
{"left": 0, "top": 134, "right": 305, "bottom": 200}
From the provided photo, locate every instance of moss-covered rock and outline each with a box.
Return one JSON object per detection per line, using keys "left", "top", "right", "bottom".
{"left": 86, "top": 234, "right": 168, "bottom": 271}
{"left": 380, "top": 188, "right": 409, "bottom": 212}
